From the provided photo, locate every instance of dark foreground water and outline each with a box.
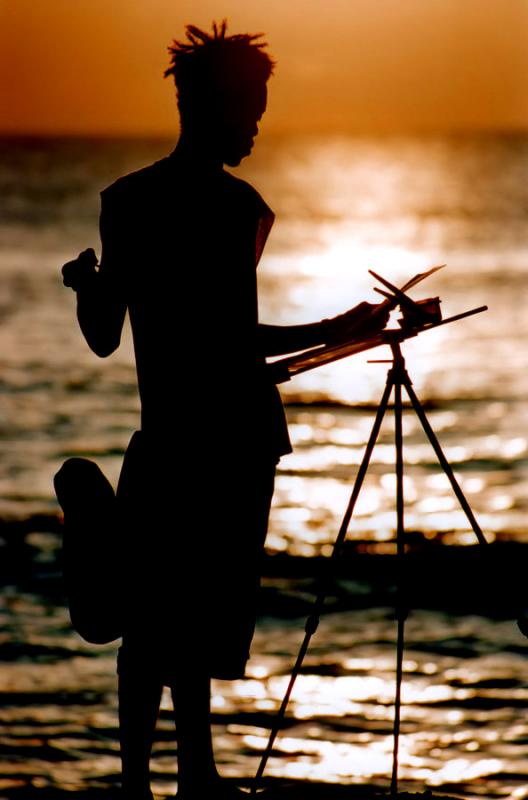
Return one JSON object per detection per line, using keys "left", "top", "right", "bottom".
{"left": 1, "top": 132, "right": 528, "bottom": 798}
{"left": 3, "top": 545, "right": 528, "bottom": 799}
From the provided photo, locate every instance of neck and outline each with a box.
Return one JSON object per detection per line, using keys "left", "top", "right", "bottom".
{"left": 171, "top": 132, "right": 223, "bottom": 173}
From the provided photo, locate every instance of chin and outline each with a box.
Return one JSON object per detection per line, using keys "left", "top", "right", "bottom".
{"left": 224, "top": 154, "right": 243, "bottom": 167}
{"left": 223, "top": 143, "right": 253, "bottom": 167}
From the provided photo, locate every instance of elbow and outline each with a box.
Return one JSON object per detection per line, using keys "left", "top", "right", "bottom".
{"left": 92, "top": 346, "right": 117, "bottom": 358}
{"left": 87, "top": 334, "right": 121, "bottom": 358}
{"left": 78, "top": 318, "right": 122, "bottom": 357}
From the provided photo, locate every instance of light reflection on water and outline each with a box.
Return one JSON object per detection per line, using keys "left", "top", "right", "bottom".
{"left": 3, "top": 599, "right": 528, "bottom": 797}
{"left": 2, "top": 133, "right": 528, "bottom": 797}
{"left": 1, "top": 133, "right": 528, "bottom": 535}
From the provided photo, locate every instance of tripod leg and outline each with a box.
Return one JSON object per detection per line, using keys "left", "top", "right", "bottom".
{"left": 251, "top": 376, "right": 395, "bottom": 796}
{"left": 331, "top": 376, "right": 395, "bottom": 561}
{"left": 391, "top": 381, "right": 406, "bottom": 797}
{"left": 403, "top": 380, "right": 487, "bottom": 547}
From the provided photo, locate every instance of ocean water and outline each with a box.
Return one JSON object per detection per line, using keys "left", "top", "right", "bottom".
{"left": 1, "top": 132, "right": 528, "bottom": 798}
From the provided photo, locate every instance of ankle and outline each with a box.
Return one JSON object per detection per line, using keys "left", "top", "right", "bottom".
{"left": 121, "top": 778, "right": 153, "bottom": 799}
{"left": 177, "top": 770, "right": 220, "bottom": 794}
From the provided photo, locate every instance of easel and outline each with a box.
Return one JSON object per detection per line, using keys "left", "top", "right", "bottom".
{"left": 251, "top": 300, "right": 488, "bottom": 797}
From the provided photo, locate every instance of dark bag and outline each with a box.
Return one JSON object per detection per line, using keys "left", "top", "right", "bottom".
{"left": 54, "top": 458, "right": 123, "bottom": 644}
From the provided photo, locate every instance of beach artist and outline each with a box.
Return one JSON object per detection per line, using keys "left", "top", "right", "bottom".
{"left": 59, "top": 22, "right": 389, "bottom": 799}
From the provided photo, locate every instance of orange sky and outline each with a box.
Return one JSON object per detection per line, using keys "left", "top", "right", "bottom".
{"left": 1, "top": 0, "right": 528, "bottom": 135}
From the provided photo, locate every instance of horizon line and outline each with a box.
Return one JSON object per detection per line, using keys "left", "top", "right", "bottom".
{"left": 2, "top": 126, "right": 528, "bottom": 140}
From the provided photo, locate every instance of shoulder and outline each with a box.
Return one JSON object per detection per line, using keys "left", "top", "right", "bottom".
{"left": 101, "top": 158, "right": 171, "bottom": 208}
{"left": 222, "top": 171, "right": 273, "bottom": 218}
{"left": 222, "top": 173, "right": 275, "bottom": 263}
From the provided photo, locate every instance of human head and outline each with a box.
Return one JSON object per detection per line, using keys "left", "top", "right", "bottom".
{"left": 165, "top": 20, "right": 275, "bottom": 166}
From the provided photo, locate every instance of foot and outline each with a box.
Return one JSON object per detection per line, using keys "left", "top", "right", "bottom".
{"left": 175, "top": 777, "right": 250, "bottom": 798}
{"left": 120, "top": 782, "right": 154, "bottom": 800}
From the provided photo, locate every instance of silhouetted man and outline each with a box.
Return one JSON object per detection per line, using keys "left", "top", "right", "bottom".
{"left": 61, "top": 22, "right": 388, "bottom": 799}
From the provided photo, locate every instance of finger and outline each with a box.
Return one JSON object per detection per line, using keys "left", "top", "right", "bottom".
{"left": 343, "top": 304, "right": 372, "bottom": 323}
{"left": 79, "top": 248, "right": 98, "bottom": 265}
{"left": 62, "top": 268, "right": 75, "bottom": 287}
{"left": 62, "top": 264, "right": 81, "bottom": 283}
{"left": 373, "top": 304, "right": 392, "bottom": 322}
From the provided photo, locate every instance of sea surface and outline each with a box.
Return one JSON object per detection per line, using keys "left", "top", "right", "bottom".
{"left": 1, "top": 132, "right": 528, "bottom": 798}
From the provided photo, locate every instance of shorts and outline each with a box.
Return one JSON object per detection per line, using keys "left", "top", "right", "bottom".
{"left": 115, "top": 431, "right": 277, "bottom": 681}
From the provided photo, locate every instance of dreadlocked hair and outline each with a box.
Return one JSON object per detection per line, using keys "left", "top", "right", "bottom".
{"left": 165, "top": 20, "right": 275, "bottom": 106}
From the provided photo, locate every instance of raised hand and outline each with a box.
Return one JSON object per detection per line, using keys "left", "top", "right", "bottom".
{"left": 62, "top": 248, "right": 98, "bottom": 291}
{"left": 324, "top": 301, "right": 391, "bottom": 343}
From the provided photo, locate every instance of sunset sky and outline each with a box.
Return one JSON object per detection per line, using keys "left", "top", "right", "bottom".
{"left": 2, "top": 0, "right": 528, "bottom": 136}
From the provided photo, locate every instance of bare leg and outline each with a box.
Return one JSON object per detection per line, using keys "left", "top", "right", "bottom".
{"left": 171, "top": 670, "right": 220, "bottom": 796}
{"left": 118, "top": 651, "right": 162, "bottom": 799}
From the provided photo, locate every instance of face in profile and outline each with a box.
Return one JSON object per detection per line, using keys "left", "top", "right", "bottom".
{"left": 216, "top": 83, "right": 268, "bottom": 167}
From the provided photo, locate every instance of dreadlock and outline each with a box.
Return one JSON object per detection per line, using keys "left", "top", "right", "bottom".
{"left": 165, "top": 20, "right": 275, "bottom": 114}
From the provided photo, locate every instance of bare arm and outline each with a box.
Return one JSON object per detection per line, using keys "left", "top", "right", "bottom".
{"left": 62, "top": 202, "right": 127, "bottom": 357}
{"left": 257, "top": 302, "right": 391, "bottom": 357}
{"left": 257, "top": 321, "right": 327, "bottom": 356}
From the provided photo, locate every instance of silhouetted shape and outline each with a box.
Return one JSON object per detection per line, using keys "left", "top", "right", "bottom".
{"left": 58, "top": 21, "right": 285, "bottom": 800}
{"left": 58, "top": 20, "right": 389, "bottom": 800}
{"left": 54, "top": 458, "right": 121, "bottom": 644}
